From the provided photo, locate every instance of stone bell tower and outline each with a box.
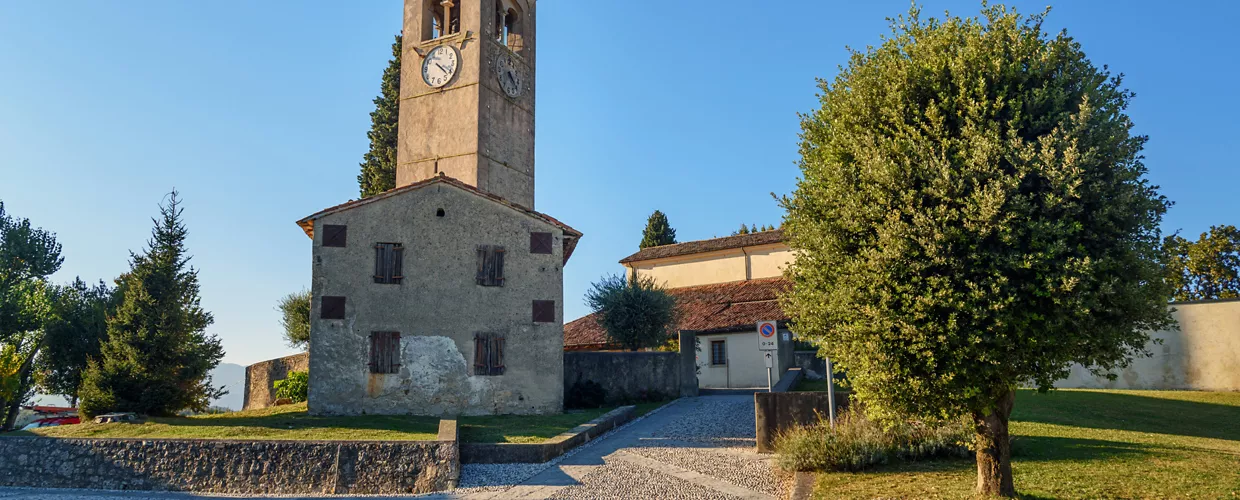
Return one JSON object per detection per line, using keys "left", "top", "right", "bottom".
{"left": 396, "top": 0, "right": 537, "bottom": 208}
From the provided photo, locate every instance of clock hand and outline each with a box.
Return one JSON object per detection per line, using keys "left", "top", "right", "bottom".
{"left": 436, "top": 63, "right": 449, "bottom": 74}
{"left": 507, "top": 73, "right": 516, "bottom": 86}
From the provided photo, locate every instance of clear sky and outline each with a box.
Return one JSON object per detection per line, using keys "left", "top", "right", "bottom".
{"left": 1, "top": 1, "right": 1236, "bottom": 366}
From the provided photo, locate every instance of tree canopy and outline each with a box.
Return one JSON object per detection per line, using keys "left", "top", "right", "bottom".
{"left": 1163, "top": 225, "right": 1240, "bottom": 301}
{"left": 639, "top": 210, "right": 677, "bottom": 249}
{"left": 780, "top": 5, "right": 1173, "bottom": 496}
{"left": 78, "top": 191, "right": 225, "bottom": 417}
{"left": 38, "top": 277, "right": 114, "bottom": 405}
{"left": 0, "top": 201, "right": 61, "bottom": 429}
{"left": 278, "top": 289, "right": 311, "bottom": 350}
{"left": 357, "top": 34, "right": 402, "bottom": 198}
{"left": 586, "top": 274, "right": 678, "bottom": 351}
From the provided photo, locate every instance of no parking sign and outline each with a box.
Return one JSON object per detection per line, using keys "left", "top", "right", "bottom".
{"left": 757, "top": 320, "right": 778, "bottom": 350}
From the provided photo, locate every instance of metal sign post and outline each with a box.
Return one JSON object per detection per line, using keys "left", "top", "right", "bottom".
{"left": 763, "top": 352, "right": 774, "bottom": 392}
{"left": 825, "top": 356, "right": 836, "bottom": 428}
{"left": 757, "top": 321, "right": 778, "bottom": 392}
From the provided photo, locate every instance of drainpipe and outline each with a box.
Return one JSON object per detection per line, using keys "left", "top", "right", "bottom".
{"left": 741, "top": 247, "right": 751, "bottom": 281}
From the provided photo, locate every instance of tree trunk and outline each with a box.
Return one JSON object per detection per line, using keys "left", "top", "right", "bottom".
{"left": 2, "top": 340, "right": 43, "bottom": 431}
{"left": 973, "top": 388, "right": 1016, "bottom": 497}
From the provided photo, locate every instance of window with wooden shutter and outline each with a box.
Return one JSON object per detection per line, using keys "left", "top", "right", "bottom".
{"left": 532, "top": 300, "right": 555, "bottom": 323}
{"left": 369, "top": 331, "right": 401, "bottom": 374}
{"left": 374, "top": 243, "right": 404, "bottom": 284}
{"left": 530, "top": 232, "right": 553, "bottom": 254}
{"left": 473, "top": 333, "right": 505, "bottom": 376}
{"left": 475, "top": 245, "right": 505, "bottom": 286}
{"left": 322, "top": 225, "right": 347, "bottom": 247}
{"left": 321, "top": 296, "right": 346, "bottom": 319}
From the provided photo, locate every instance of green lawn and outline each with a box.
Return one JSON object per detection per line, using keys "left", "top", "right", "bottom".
{"left": 813, "top": 389, "right": 1240, "bottom": 499}
{"left": 15, "top": 400, "right": 669, "bottom": 444}
{"left": 794, "top": 378, "right": 831, "bottom": 392}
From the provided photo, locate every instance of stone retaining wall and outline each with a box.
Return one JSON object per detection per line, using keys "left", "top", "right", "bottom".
{"left": 754, "top": 390, "right": 851, "bottom": 453}
{"left": 461, "top": 406, "right": 635, "bottom": 463}
{"left": 0, "top": 436, "right": 458, "bottom": 495}
{"left": 564, "top": 351, "right": 680, "bottom": 405}
{"left": 243, "top": 352, "right": 308, "bottom": 410}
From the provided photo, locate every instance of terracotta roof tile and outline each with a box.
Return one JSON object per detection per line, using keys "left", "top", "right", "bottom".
{"left": 296, "top": 174, "right": 582, "bottom": 264}
{"left": 564, "top": 277, "right": 790, "bottom": 349}
{"left": 619, "top": 229, "right": 785, "bottom": 264}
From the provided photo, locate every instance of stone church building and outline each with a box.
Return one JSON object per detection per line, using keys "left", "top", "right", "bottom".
{"left": 296, "top": 0, "right": 581, "bottom": 416}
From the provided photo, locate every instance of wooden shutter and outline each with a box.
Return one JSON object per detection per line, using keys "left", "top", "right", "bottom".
{"left": 322, "top": 225, "right": 347, "bottom": 247}
{"left": 476, "top": 246, "right": 488, "bottom": 285}
{"left": 530, "top": 232, "right": 553, "bottom": 254}
{"left": 473, "top": 333, "right": 505, "bottom": 376}
{"left": 476, "top": 245, "right": 504, "bottom": 286}
{"left": 321, "top": 296, "right": 346, "bottom": 319}
{"left": 486, "top": 246, "right": 500, "bottom": 285}
{"left": 369, "top": 331, "right": 401, "bottom": 374}
{"left": 532, "top": 300, "right": 555, "bottom": 323}
{"left": 392, "top": 244, "right": 404, "bottom": 283}
{"left": 374, "top": 244, "right": 387, "bottom": 283}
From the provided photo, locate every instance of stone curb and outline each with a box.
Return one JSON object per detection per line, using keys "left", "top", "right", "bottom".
{"left": 460, "top": 405, "right": 636, "bottom": 464}
{"left": 790, "top": 471, "right": 815, "bottom": 500}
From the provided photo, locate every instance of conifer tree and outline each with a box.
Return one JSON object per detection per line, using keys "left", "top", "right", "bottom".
{"left": 639, "top": 210, "right": 677, "bottom": 249}
{"left": 357, "top": 34, "right": 403, "bottom": 198}
{"left": 78, "top": 191, "right": 225, "bottom": 417}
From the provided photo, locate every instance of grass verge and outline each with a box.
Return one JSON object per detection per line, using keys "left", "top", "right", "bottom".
{"left": 13, "top": 400, "right": 672, "bottom": 444}
{"left": 810, "top": 389, "right": 1240, "bottom": 499}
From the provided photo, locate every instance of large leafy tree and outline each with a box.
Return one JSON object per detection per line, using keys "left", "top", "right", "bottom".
{"left": 1163, "top": 225, "right": 1240, "bottom": 301}
{"left": 278, "top": 289, "right": 311, "bottom": 350}
{"left": 357, "top": 34, "right": 403, "bottom": 198}
{"left": 0, "top": 201, "right": 61, "bottom": 428}
{"left": 78, "top": 191, "right": 225, "bottom": 417}
{"left": 38, "top": 277, "right": 114, "bottom": 406}
{"left": 780, "top": 5, "right": 1173, "bottom": 496}
{"left": 586, "top": 274, "right": 678, "bottom": 351}
{"left": 639, "top": 210, "right": 677, "bottom": 249}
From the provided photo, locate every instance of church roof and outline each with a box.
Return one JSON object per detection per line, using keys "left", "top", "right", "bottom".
{"left": 618, "top": 229, "right": 785, "bottom": 264}
{"left": 563, "top": 277, "right": 790, "bottom": 350}
{"left": 296, "top": 174, "right": 582, "bottom": 264}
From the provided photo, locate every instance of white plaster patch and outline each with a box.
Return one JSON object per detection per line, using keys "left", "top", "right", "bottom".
{"left": 391, "top": 336, "right": 468, "bottom": 400}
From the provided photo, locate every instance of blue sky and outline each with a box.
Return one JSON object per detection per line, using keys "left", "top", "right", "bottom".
{"left": 1, "top": 1, "right": 1236, "bottom": 366}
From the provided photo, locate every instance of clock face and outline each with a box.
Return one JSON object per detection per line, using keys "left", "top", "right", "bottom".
{"left": 421, "top": 45, "right": 459, "bottom": 88}
{"left": 496, "top": 54, "right": 523, "bottom": 98}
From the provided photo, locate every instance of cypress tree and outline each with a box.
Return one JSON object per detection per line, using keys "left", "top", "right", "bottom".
{"left": 357, "top": 34, "right": 403, "bottom": 198}
{"left": 639, "top": 210, "right": 677, "bottom": 249}
{"left": 78, "top": 191, "right": 225, "bottom": 417}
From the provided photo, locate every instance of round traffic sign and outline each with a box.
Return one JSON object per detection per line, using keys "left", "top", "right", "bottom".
{"left": 759, "top": 322, "right": 776, "bottom": 337}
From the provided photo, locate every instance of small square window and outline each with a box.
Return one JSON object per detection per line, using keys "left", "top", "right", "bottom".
{"left": 530, "top": 232, "right": 553, "bottom": 254}
{"left": 322, "top": 225, "right": 347, "bottom": 247}
{"left": 369, "top": 331, "right": 401, "bottom": 374}
{"left": 321, "top": 296, "right": 346, "bottom": 320}
{"left": 532, "top": 300, "right": 555, "bottom": 323}
{"left": 710, "top": 340, "right": 727, "bottom": 366}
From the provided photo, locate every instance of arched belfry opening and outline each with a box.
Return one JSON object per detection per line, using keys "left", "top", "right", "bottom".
{"left": 494, "top": 1, "right": 525, "bottom": 55}
{"left": 423, "top": 0, "right": 461, "bottom": 41}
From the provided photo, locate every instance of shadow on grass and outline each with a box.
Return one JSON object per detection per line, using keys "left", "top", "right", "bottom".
{"left": 1011, "top": 435, "right": 1151, "bottom": 462}
{"left": 1013, "top": 390, "right": 1240, "bottom": 442}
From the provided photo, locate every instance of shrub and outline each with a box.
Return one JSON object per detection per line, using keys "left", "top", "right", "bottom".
{"left": 273, "top": 371, "right": 309, "bottom": 404}
{"left": 775, "top": 409, "right": 971, "bottom": 472}
{"left": 566, "top": 380, "right": 607, "bottom": 409}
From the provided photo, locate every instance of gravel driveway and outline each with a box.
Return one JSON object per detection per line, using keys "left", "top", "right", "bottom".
{"left": 454, "top": 395, "right": 783, "bottom": 499}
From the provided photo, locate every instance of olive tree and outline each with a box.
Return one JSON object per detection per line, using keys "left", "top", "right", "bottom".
{"left": 780, "top": 5, "right": 1173, "bottom": 496}
{"left": 585, "top": 274, "right": 678, "bottom": 351}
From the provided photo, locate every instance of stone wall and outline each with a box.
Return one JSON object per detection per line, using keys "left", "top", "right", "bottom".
{"left": 564, "top": 352, "right": 680, "bottom": 405}
{"left": 0, "top": 436, "right": 458, "bottom": 494}
{"left": 1057, "top": 299, "right": 1240, "bottom": 390}
{"left": 754, "top": 390, "right": 851, "bottom": 453}
{"left": 243, "top": 352, "right": 309, "bottom": 410}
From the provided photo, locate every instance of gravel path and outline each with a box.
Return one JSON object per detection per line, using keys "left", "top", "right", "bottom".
{"left": 456, "top": 395, "right": 782, "bottom": 499}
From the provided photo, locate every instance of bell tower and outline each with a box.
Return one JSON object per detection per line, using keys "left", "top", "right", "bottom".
{"left": 397, "top": 0, "right": 537, "bottom": 208}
